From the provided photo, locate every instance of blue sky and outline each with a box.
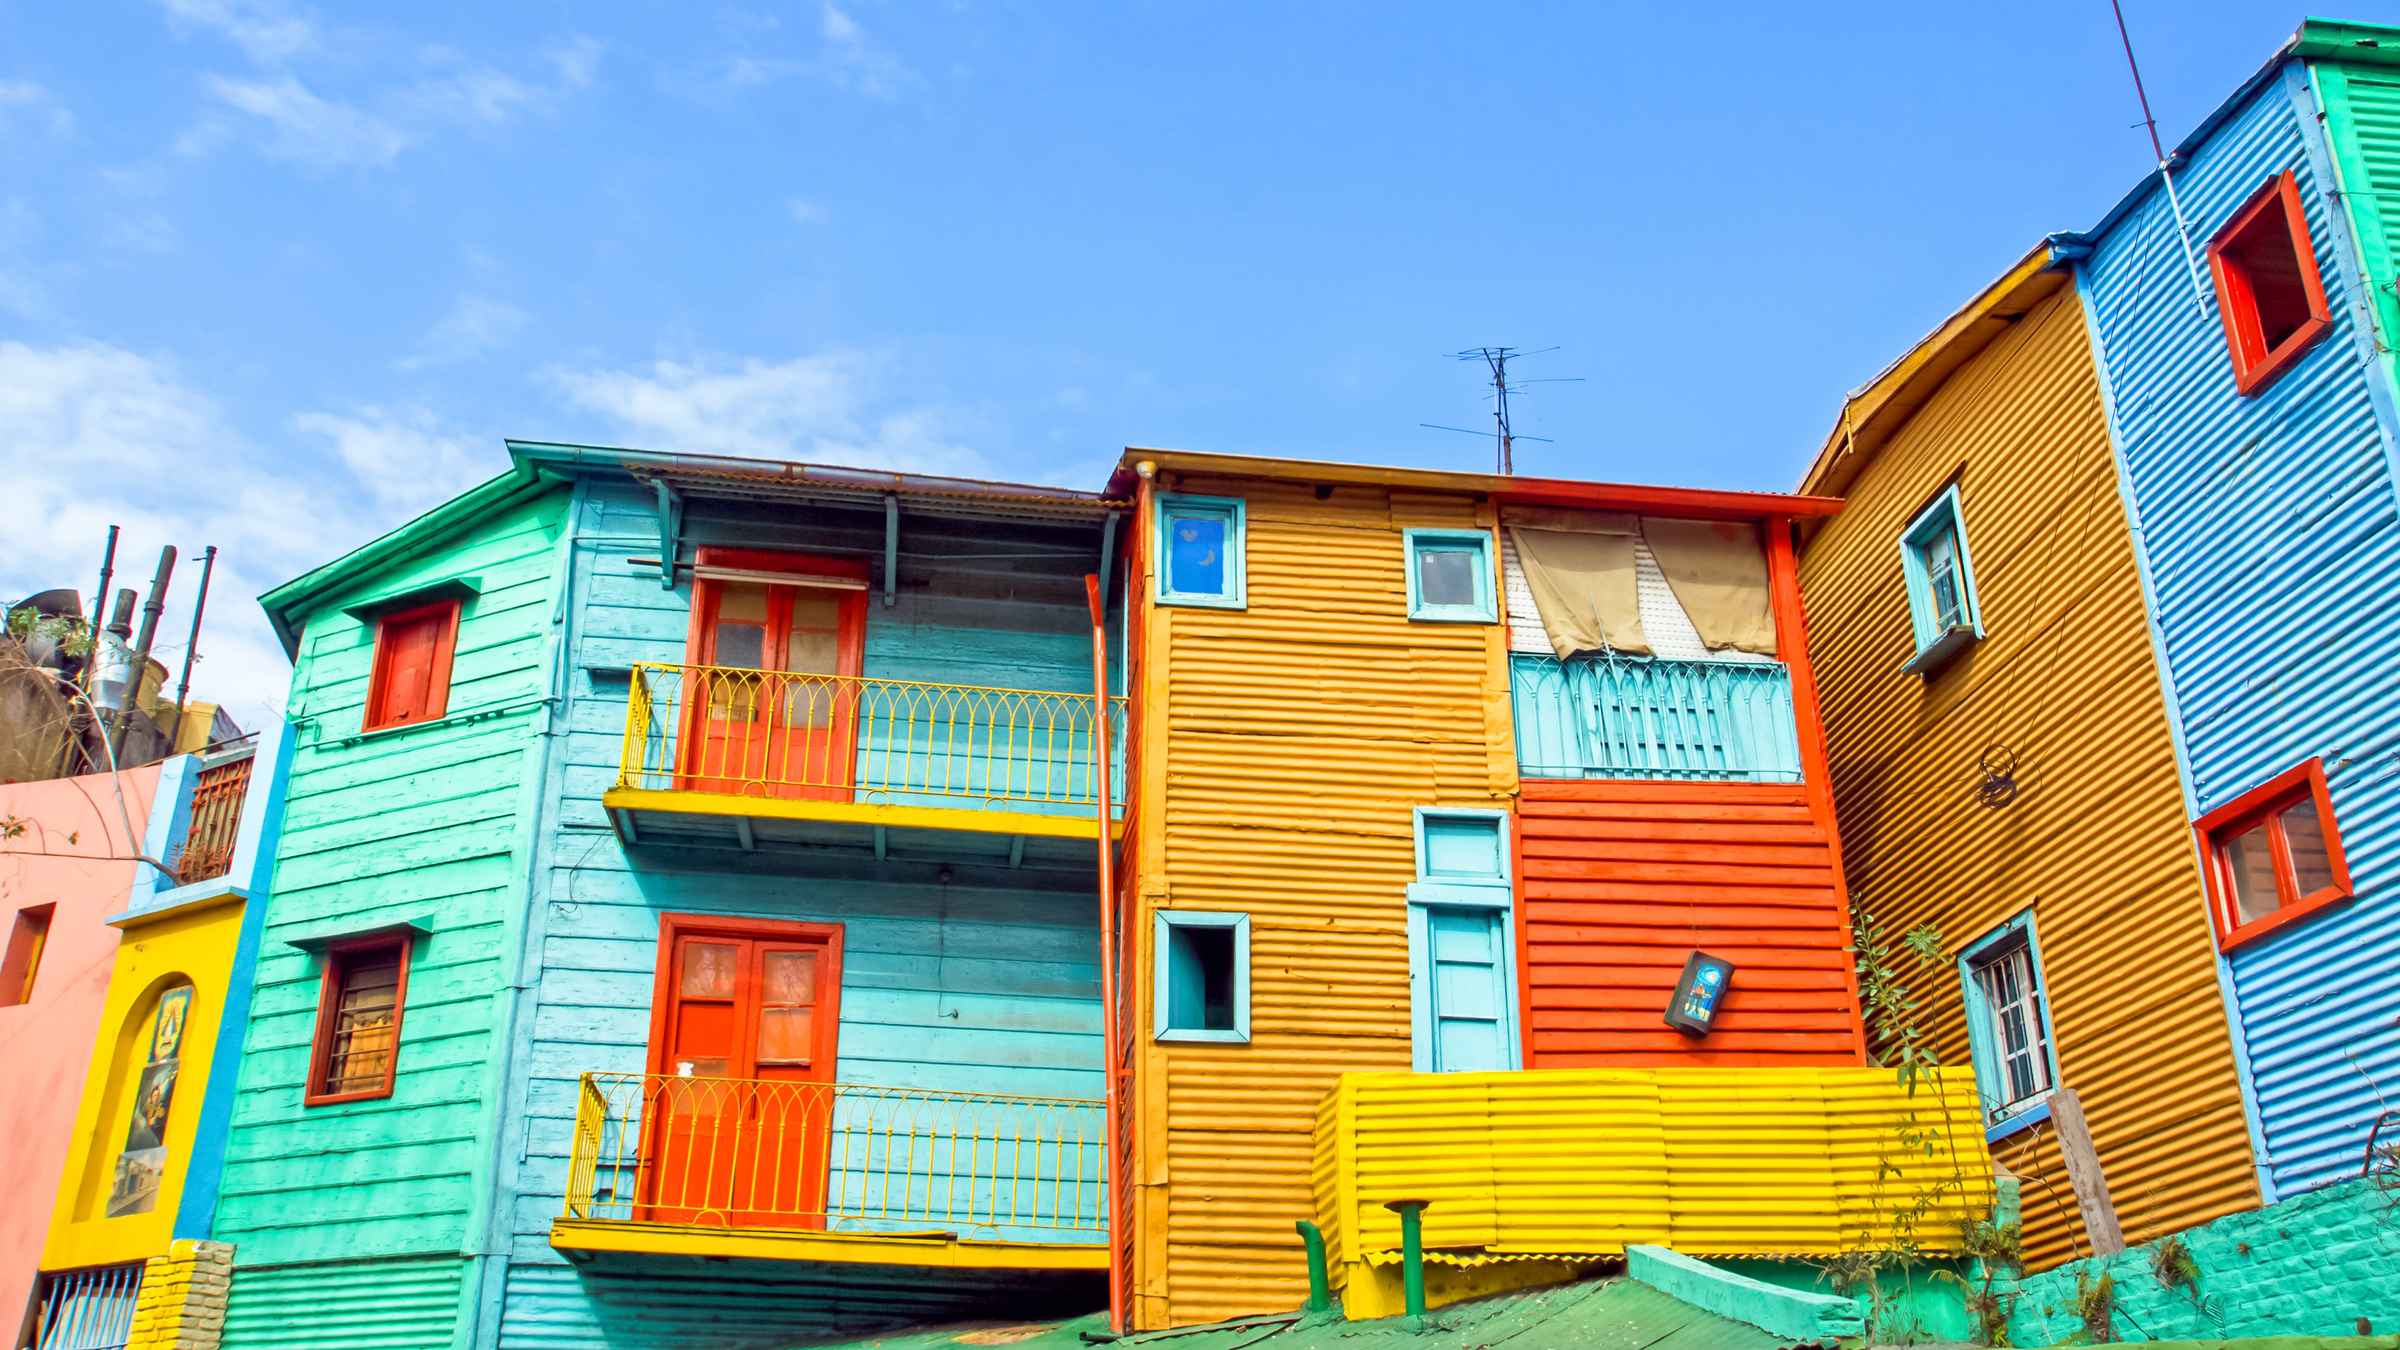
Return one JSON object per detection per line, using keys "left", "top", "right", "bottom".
{"left": 0, "top": 0, "right": 2363, "bottom": 721}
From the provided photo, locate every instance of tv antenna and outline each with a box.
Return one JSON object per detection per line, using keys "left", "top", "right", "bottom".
{"left": 1420, "top": 346, "right": 1582, "bottom": 474}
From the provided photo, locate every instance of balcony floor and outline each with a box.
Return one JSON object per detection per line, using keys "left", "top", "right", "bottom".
{"left": 550, "top": 1217, "right": 1108, "bottom": 1272}
{"left": 603, "top": 786, "right": 1120, "bottom": 868}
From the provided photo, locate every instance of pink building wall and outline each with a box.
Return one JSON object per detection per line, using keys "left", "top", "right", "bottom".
{"left": 0, "top": 763, "right": 159, "bottom": 1341}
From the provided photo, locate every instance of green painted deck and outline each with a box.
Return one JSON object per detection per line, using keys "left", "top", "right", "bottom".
{"left": 798, "top": 1277, "right": 1824, "bottom": 1349}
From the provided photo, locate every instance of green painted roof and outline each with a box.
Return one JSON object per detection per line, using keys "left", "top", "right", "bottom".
{"left": 801, "top": 1277, "right": 1822, "bottom": 1350}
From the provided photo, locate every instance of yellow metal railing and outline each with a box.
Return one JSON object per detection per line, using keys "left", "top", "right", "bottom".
{"left": 617, "top": 663, "right": 1128, "bottom": 809}
{"left": 561, "top": 1072, "right": 1107, "bottom": 1240}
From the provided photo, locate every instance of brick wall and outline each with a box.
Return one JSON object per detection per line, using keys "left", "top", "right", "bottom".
{"left": 128, "top": 1240, "right": 232, "bottom": 1350}
{"left": 2003, "top": 1177, "right": 2400, "bottom": 1342}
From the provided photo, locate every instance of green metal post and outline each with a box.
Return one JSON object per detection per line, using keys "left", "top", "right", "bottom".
{"left": 1383, "top": 1198, "right": 1429, "bottom": 1319}
{"left": 1294, "top": 1220, "right": 1332, "bottom": 1313}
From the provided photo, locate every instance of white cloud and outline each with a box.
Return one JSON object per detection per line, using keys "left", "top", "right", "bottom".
{"left": 158, "top": 0, "right": 316, "bottom": 63}
{"left": 0, "top": 79, "right": 73, "bottom": 137}
{"left": 0, "top": 341, "right": 494, "bottom": 727}
{"left": 819, "top": 2, "right": 918, "bottom": 99}
{"left": 396, "top": 294, "right": 528, "bottom": 371}
{"left": 786, "top": 197, "right": 829, "bottom": 225}
{"left": 200, "top": 74, "right": 410, "bottom": 168}
{"left": 549, "top": 351, "right": 986, "bottom": 473}
{"left": 546, "top": 35, "right": 603, "bottom": 90}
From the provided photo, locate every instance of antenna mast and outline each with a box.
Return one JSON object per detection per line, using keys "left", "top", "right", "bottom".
{"left": 1420, "top": 346, "right": 1580, "bottom": 475}
{"left": 2111, "top": 0, "right": 2211, "bottom": 312}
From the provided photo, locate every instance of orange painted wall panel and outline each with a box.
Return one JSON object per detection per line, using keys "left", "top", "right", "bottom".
{"left": 1517, "top": 779, "right": 1865, "bottom": 1067}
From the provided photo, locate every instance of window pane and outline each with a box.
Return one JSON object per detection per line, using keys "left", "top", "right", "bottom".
{"left": 680, "top": 941, "right": 739, "bottom": 999}
{"left": 762, "top": 950, "right": 818, "bottom": 1005}
{"left": 1974, "top": 943, "right": 2054, "bottom": 1115}
{"left": 712, "top": 582, "right": 771, "bottom": 669}
{"left": 2279, "top": 798, "right": 2336, "bottom": 896}
{"left": 1418, "top": 545, "right": 1479, "bottom": 610}
{"left": 2226, "top": 209, "right": 2312, "bottom": 352}
{"left": 1167, "top": 513, "right": 1228, "bottom": 597}
{"left": 1165, "top": 922, "right": 1236, "bottom": 1032}
{"left": 325, "top": 949, "right": 402, "bottom": 1094}
{"left": 757, "top": 1007, "right": 815, "bottom": 1063}
{"left": 2223, "top": 820, "right": 2283, "bottom": 924}
{"left": 1921, "top": 528, "right": 1964, "bottom": 630}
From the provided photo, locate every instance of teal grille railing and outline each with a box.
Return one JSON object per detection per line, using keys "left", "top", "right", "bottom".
{"left": 34, "top": 1264, "right": 142, "bottom": 1350}
{"left": 1509, "top": 653, "right": 1802, "bottom": 782}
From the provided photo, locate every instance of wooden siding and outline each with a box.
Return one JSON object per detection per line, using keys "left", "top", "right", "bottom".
{"left": 1796, "top": 285, "right": 2255, "bottom": 1270}
{"left": 1130, "top": 472, "right": 1515, "bottom": 1329}
{"left": 213, "top": 487, "right": 568, "bottom": 1272}
{"left": 1516, "top": 780, "right": 1862, "bottom": 1066}
{"left": 485, "top": 480, "right": 1110, "bottom": 1343}
{"left": 222, "top": 1254, "right": 467, "bottom": 1349}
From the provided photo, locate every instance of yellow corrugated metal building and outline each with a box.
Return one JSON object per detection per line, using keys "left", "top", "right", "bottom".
{"left": 1794, "top": 249, "right": 2258, "bottom": 1270}
{"left": 1124, "top": 456, "right": 1517, "bottom": 1328}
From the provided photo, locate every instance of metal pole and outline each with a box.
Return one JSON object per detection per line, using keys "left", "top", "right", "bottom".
{"left": 173, "top": 545, "right": 219, "bottom": 734}
{"left": 1086, "top": 571, "right": 1126, "bottom": 1335}
{"left": 1295, "top": 1221, "right": 1333, "bottom": 1313}
{"left": 1384, "top": 1199, "right": 1429, "bottom": 1319}
{"left": 2111, "top": 0, "right": 2211, "bottom": 312}
{"left": 89, "top": 525, "right": 119, "bottom": 634}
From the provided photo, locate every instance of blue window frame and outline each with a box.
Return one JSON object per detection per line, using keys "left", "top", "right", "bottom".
{"left": 1153, "top": 910, "right": 1249, "bottom": 1043}
{"left": 1403, "top": 528, "right": 1498, "bottom": 623}
{"left": 1406, "top": 808, "right": 1520, "bottom": 1073}
{"left": 1958, "top": 913, "right": 2061, "bottom": 1141}
{"left": 1155, "top": 493, "right": 1246, "bottom": 609}
{"left": 1898, "top": 484, "right": 1982, "bottom": 672}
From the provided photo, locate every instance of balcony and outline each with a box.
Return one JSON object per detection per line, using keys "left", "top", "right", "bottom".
{"left": 602, "top": 663, "right": 1127, "bottom": 859}
{"left": 552, "top": 1072, "right": 1107, "bottom": 1272}
{"left": 1509, "top": 654, "right": 1802, "bottom": 782}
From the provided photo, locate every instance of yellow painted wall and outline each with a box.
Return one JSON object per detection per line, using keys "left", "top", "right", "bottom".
{"left": 42, "top": 894, "right": 247, "bottom": 1273}
{"left": 1795, "top": 285, "right": 2256, "bottom": 1270}
{"left": 1130, "top": 468, "right": 1516, "bottom": 1329}
{"left": 1312, "top": 1065, "right": 1995, "bottom": 1319}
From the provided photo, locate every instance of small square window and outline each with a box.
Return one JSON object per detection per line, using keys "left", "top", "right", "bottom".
{"left": 1415, "top": 810, "right": 1507, "bottom": 883}
{"left": 307, "top": 936, "right": 412, "bottom": 1104}
{"left": 2195, "top": 757, "right": 2352, "bottom": 952}
{"left": 2207, "top": 171, "right": 2332, "bottom": 398}
{"left": 363, "top": 597, "right": 462, "bottom": 732}
{"left": 1959, "top": 918, "right": 2059, "bottom": 1139}
{"left": 1155, "top": 494, "right": 1246, "bottom": 609}
{"left": 1404, "top": 529, "right": 1497, "bottom": 623}
{"left": 1898, "top": 485, "right": 1982, "bottom": 674}
{"left": 2, "top": 903, "right": 55, "bottom": 1006}
{"left": 1154, "top": 911, "right": 1249, "bottom": 1043}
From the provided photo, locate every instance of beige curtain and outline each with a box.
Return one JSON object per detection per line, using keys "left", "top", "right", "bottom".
{"left": 1642, "top": 518, "right": 1777, "bottom": 655}
{"left": 1508, "top": 512, "right": 1646, "bottom": 657}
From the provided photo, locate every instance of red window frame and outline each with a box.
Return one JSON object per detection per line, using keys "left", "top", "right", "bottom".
{"left": 362, "top": 597, "right": 463, "bottom": 732}
{"left": 304, "top": 934, "right": 414, "bottom": 1106}
{"left": 2192, "top": 757, "right": 2353, "bottom": 952}
{"left": 2205, "top": 170, "right": 2333, "bottom": 398}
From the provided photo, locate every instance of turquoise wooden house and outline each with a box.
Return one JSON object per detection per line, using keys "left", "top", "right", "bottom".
{"left": 209, "top": 444, "right": 1127, "bottom": 1347}
{"left": 2036, "top": 10, "right": 2400, "bottom": 1249}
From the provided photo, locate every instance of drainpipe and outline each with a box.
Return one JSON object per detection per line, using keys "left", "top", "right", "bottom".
{"left": 1086, "top": 572, "right": 1126, "bottom": 1335}
{"left": 1384, "top": 1199, "right": 1430, "bottom": 1320}
{"left": 1295, "top": 1220, "right": 1332, "bottom": 1313}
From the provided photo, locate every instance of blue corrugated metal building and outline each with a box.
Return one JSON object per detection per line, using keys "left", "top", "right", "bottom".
{"left": 2057, "top": 20, "right": 2400, "bottom": 1203}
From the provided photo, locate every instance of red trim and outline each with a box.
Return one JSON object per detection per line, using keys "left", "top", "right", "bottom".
{"left": 2206, "top": 170, "right": 2333, "bottom": 398}
{"left": 2193, "top": 757, "right": 2353, "bottom": 953}
{"left": 1764, "top": 519, "right": 1868, "bottom": 1064}
{"left": 1511, "top": 805, "right": 1537, "bottom": 1068}
{"left": 362, "top": 597, "right": 462, "bottom": 732}
{"left": 303, "top": 933, "right": 414, "bottom": 1106}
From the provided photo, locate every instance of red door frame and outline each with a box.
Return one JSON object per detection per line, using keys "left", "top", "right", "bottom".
{"left": 640, "top": 913, "right": 846, "bottom": 1227}
{"left": 677, "top": 548, "right": 869, "bottom": 799}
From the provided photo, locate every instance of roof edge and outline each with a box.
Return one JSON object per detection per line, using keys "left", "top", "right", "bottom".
{"left": 1797, "top": 244, "right": 2066, "bottom": 499}
{"left": 257, "top": 460, "right": 549, "bottom": 658}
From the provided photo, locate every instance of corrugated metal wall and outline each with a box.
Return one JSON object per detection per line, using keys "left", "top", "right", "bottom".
{"left": 1798, "top": 284, "right": 2257, "bottom": 1269}
{"left": 1314, "top": 1065, "right": 1992, "bottom": 1264}
{"left": 1516, "top": 780, "right": 1861, "bottom": 1065}
{"left": 2079, "top": 65, "right": 2400, "bottom": 1199}
{"left": 221, "top": 1256, "right": 465, "bottom": 1349}
{"left": 1131, "top": 472, "right": 1515, "bottom": 1329}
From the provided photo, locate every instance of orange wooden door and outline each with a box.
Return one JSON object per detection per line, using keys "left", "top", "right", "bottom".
{"left": 644, "top": 918, "right": 843, "bottom": 1228}
{"left": 679, "top": 551, "right": 865, "bottom": 800}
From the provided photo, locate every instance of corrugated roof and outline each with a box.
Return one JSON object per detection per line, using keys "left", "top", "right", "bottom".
{"left": 800, "top": 1277, "right": 1830, "bottom": 1349}
{"left": 507, "top": 440, "right": 1127, "bottom": 524}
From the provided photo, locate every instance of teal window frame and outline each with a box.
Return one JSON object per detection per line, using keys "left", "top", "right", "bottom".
{"left": 1957, "top": 912, "right": 2062, "bottom": 1142}
{"left": 1154, "top": 493, "right": 1247, "bottom": 609}
{"left": 1405, "top": 808, "right": 1520, "bottom": 1073}
{"left": 1897, "top": 485, "right": 1983, "bottom": 663}
{"left": 1153, "top": 910, "right": 1250, "bottom": 1044}
{"left": 1403, "top": 528, "right": 1498, "bottom": 623}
